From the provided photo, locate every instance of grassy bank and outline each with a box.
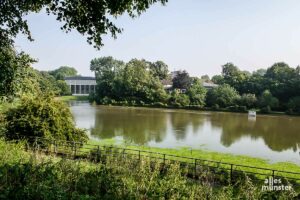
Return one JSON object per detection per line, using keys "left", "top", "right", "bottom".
{"left": 0, "top": 139, "right": 298, "bottom": 199}
{"left": 56, "top": 95, "right": 89, "bottom": 102}
{"left": 87, "top": 139, "right": 300, "bottom": 174}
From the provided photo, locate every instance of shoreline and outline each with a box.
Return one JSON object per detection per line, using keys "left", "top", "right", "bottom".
{"left": 87, "top": 139, "right": 300, "bottom": 173}
{"left": 58, "top": 95, "right": 300, "bottom": 117}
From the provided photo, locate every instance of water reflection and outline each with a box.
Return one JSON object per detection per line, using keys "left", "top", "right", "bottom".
{"left": 70, "top": 102, "right": 300, "bottom": 163}
{"left": 90, "top": 106, "right": 168, "bottom": 145}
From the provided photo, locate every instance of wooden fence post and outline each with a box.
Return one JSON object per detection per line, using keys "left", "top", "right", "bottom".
{"left": 74, "top": 142, "right": 77, "bottom": 158}
{"left": 138, "top": 150, "right": 141, "bottom": 160}
{"left": 54, "top": 140, "right": 57, "bottom": 154}
{"left": 230, "top": 164, "right": 233, "bottom": 184}
{"left": 97, "top": 145, "right": 100, "bottom": 162}
{"left": 194, "top": 159, "right": 197, "bottom": 177}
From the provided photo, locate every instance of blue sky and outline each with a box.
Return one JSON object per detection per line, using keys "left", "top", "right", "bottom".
{"left": 15, "top": 0, "right": 300, "bottom": 77}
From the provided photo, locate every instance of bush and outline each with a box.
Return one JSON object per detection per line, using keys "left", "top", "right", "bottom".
{"left": 260, "top": 106, "right": 271, "bottom": 114}
{"left": 239, "top": 93, "right": 257, "bottom": 109}
{"left": 4, "top": 94, "right": 88, "bottom": 142}
{"left": 259, "top": 90, "right": 278, "bottom": 110}
{"left": 169, "top": 91, "right": 190, "bottom": 108}
{"left": 287, "top": 96, "right": 300, "bottom": 114}
{"left": 227, "top": 105, "right": 247, "bottom": 112}
{"left": 206, "top": 84, "right": 240, "bottom": 108}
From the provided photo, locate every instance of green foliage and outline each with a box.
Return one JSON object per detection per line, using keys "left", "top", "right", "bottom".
{"left": 211, "top": 75, "right": 224, "bottom": 85}
{"left": 56, "top": 80, "right": 71, "bottom": 96}
{"left": 259, "top": 90, "right": 279, "bottom": 111}
{"left": 222, "top": 63, "right": 250, "bottom": 94}
{"left": 169, "top": 90, "right": 190, "bottom": 107}
{"left": 264, "top": 62, "right": 299, "bottom": 104}
{"left": 91, "top": 57, "right": 168, "bottom": 105}
{"left": 287, "top": 96, "right": 300, "bottom": 114}
{"left": 0, "top": 46, "right": 35, "bottom": 101}
{"left": 172, "top": 70, "right": 192, "bottom": 89}
{"left": 49, "top": 66, "right": 78, "bottom": 80}
{"left": 4, "top": 94, "right": 87, "bottom": 142}
{"left": 213, "top": 62, "right": 300, "bottom": 112}
{"left": 0, "top": 140, "right": 298, "bottom": 199}
{"left": 206, "top": 84, "right": 240, "bottom": 108}
{"left": 149, "top": 60, "right": 169, "bottom": 80}
{"left": 0, "top": 0, "right": 168, "bottom": 48}
{"left": 239, "top": 93, "right": 257, "bottom": 109}
{"left": 186, "top": 79, "right": 207, "bottom": 107}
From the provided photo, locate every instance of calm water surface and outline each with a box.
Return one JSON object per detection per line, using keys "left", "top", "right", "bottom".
{"left": 70, "top": 101, "right": 300, "bottom": 164}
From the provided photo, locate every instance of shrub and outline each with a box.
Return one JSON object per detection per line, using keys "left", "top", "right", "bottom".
{"left": 239, "top": 93, "right": 257, "bottom": 109}
{"left": 287, "top": 96, "right": 300, "bottom": 114}
{"left": 4, "top": 94, "right": 87, "bottom": 142}
{"left": 227, "top": 105, "right": 247, "bottom": 112}
{"left": 206, "top": 84, "right": 240, "bottom": 108}
{"left": 260, "top": 106, "right": 271, "bottom": 114}
{"left": 259, "top": 90, "right": 278, "bottom": 110}
{"left": 169, "top": 91, "right": 190, "bottom": 107}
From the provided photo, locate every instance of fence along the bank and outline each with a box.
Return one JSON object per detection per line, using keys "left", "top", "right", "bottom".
{"left": 17, "top": 137, "right": 300, "bottom": 185}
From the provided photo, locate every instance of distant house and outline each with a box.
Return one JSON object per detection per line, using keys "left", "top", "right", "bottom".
{"left": 64, "top": 76, "right": 96, "bottom": 96}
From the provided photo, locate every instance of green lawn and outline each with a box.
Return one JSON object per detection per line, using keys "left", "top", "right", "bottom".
{"left": 56, "top": 95, "right": 89, "bottom": 102}
{"left": 87, "top": 138, "right": 300, "bottom": 176}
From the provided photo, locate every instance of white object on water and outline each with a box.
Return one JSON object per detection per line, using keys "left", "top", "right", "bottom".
{"left": 248, "top": 110, "right": 256, "bottom": 117}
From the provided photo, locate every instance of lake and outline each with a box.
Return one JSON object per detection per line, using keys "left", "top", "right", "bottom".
{"left": 70, "top": 101, "right": 300, "bottom": 164}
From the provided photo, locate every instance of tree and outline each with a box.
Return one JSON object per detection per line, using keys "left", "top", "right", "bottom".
{"left": 211, "top": 75, "right": 224, "bottom": 85}
{"left": 0, "top": 0, "right": 168, "bottom": 48}
{"left": 264, "top": 62, "right": 299, "bottom": 105}
{"left": 4, "top": 94, "right": 87, "bottom": 142}
{"left": 186, "top": 79, "right": 207, "bottom": 107}
{"left": 172, "top": 70, "right": 191, "bottom": 89}
{"left": 221, "top": 63, "right": 250, "bottom": 94}
{"left": 169, "top": 90, "right": 190, "bottom": 107}
{"left": 253, "top": 69, "right": 267, "bottom": 76}
{"left": 90, "top": 57, "right": 168, "bottom": 104}
{"left": 90, "top": 56, "right": 125, "bottom": 101}
{"left": 259, "top": 90, "right": 279, "bottom": 110}
{"left": 122, "top": 59, "right": 167, "bottom": 103}
{"left": 206, "top": 84, "right": 240, "bottom": 108}
{"left": 0, "top": 46, "right": 35, "bottom": 101}
{"left": 57, "top": 80, "right": 71, "bottom": 96}
{"left": 149, "top": 61, "right": 169, "bottom": 80}
{"left": 287, "top": 96, "right": 300, "bottom": 114}
{"left": 49, "top": 66, "right": 78, "bottom": 80}
{"left": 239, "top": 93, "right": 257, "bottom": 109}
{"left": 201, "top": 75, "right": 210, "bottom": 82}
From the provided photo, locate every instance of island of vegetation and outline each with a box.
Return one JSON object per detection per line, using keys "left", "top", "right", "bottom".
{"left": 88, "top": 56, "right": 300, "bottom": 115}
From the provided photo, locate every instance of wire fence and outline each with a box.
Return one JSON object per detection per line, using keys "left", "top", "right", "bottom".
{"left": 13, "top": 137, "right": 300, "bottom": 186}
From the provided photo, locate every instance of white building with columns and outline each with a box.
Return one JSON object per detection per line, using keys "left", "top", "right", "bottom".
{"left": 64, "top": 76, "right": 96, "bottom": 96}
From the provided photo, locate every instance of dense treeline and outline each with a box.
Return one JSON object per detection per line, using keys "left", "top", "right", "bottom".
{"left": 211, "top": 62, "right": 300, "bottom": 114}
{"left": 90, "top": 57, "right": 300, "bottom": 114}
{"left": 0, "top": 46, "right": 78, "bottom": 101}
{"left": 90, "top": 57, "right": 207, "bottom": 108}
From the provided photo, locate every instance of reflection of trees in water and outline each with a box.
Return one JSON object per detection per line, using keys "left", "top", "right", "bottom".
{"left": 210, "top": 113, "right": 300, "bottom": 152}
{"left": 90, "top": 107, "right": 168, "bottom": 145}
{"left": 169, "top": 111, "right": 205, "bottom": 140}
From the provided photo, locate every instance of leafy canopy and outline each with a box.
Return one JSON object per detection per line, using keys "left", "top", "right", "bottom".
{"left": 0, "top": 0, "right": 168, "bottom": 48}
{"left": 49, "top": 66, "right": 78, "bottom": 80}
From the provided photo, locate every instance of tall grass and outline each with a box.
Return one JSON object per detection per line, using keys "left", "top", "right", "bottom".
{"left": 0, "top": 140, "right": 298, "bottom": 199}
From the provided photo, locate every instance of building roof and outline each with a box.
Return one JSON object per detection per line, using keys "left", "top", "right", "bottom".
{"left": 64, "top": 76, "right": 96, "bottom": 80}
{"left": 202, "top": 82, "right": 218, "bottom": 88}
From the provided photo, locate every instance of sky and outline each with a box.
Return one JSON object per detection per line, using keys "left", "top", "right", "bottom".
{"left": 15, "top": 0, "right": 300, "bottom": 77}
